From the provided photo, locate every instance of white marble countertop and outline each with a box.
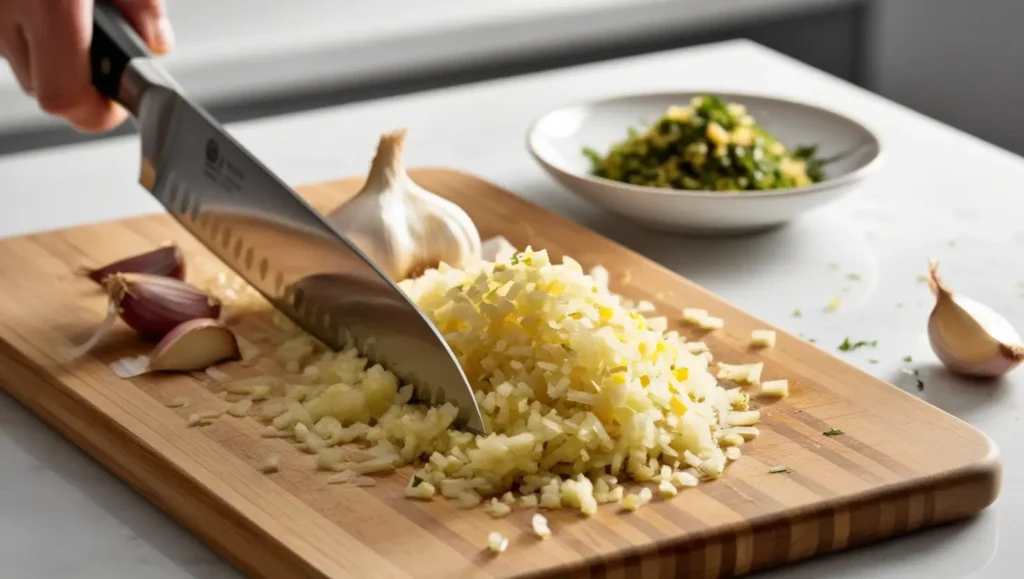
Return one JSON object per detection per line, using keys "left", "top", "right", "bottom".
{"left": 0, "top": 40, "right": 1020, "bottom": 578}
{"left": 0, "top": 0, "right": 855, "bottom": 135}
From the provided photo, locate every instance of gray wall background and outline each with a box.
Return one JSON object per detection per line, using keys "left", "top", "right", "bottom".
{"left": 871, "top": 0, "right": 1023, "bottom": 154}
{"left": 0, "top": 0, "right": 1020, "bottom": 157}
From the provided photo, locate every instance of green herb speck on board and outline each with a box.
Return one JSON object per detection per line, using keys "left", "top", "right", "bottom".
{"left": 846, "top": 273, "right": 862, "bottom": 281}
{"left": 903, "top": 355, "right": 913, "bottom": 362}
{"left": 823, "top": 428, "right": 844, "bottom": 437}
{"left": 792, "top": 309, "right": 802, "bottom": 318}
{"left": 868, "top": 359, "right": 879, "bottom": 364}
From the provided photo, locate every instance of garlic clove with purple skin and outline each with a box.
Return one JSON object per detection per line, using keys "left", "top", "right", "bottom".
{"left": 105, "top": 273, "right": 222, "bottom": 337}
{"left": 83, "top": 244, "right": 186, "bottom": 284}
{"left": 110, "top": 318, "right": 242, "bottom": 378}
{"left": 927, "top": 260, "right": 1024, "bottom": 378}
{"left": 64, "top": 274, "right": 223, "bottom": 361}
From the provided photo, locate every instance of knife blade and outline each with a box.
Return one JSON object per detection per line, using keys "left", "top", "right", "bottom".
{"left": 90, "top": 1, "right": 485, "bottom": 434}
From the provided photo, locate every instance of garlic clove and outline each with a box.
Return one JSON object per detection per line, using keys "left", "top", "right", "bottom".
{"left": 105, "top": 273, "right": 222, "bottom": 337}
{"left": 110, "top": 318, "right": 242, "bottom": 378}
{"left": 148, "top": 319, "right": 241, "bottom": 372}
{"left": 83, "top": 244, "right": 185, "bottom": 283}
{"left": 327, "top": 129, "right": 482, "bottom": 280}
{"left": 927, "top": 260, "right": 1024, "bottom": 378}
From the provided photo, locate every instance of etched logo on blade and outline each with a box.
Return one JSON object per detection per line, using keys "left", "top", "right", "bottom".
{"left": 202, "top": 136, "right": 243, "bottom": 193}
{"left": 205, "top": 138, "right": 220, "bottom": 165}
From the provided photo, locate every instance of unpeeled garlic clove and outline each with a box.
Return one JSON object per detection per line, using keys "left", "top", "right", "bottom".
{"left": 83, "top": 244, "right": 186, "bottom": 283}
{"left": 927, "top": 260, "right": 1024, "bottom": 378}
{"left": 110, "top": 318, "right": 242, "bottom": 378}
{"left": 63, "top": 273, "right": 221, "bottom": 361}
{"left": 105, "top": 273, "right": 222, "bottom": 337}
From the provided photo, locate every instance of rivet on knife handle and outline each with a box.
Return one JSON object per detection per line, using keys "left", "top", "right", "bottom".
{"left": 90, "top": 1, "right": 151, "bottom": 106}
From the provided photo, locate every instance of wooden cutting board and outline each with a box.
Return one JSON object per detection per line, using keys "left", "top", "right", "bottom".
{"left": 0, "top": 169, "right": 1000, "bottom": 579}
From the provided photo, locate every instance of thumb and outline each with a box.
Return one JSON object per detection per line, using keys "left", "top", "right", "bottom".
{"left": 113, "top": 0, "right": 174, "bottom": 55}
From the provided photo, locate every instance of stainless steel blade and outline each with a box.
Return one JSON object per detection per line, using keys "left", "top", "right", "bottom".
{"left": 120, "top": 59, "right": 485, "bottom": 434}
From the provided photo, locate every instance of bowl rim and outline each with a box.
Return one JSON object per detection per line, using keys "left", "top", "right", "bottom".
{"left": 526, "top": 89, "right": 886, "bottom": 200}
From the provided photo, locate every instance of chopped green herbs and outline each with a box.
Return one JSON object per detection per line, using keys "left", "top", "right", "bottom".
{"left": 846, "top": 273, "right": 862, "bottom": 281}
{"left": 838, "top": 337, "right": 877, "bottom": 352}
{"left": 868, "top": 358, "right": 879, "bottom": 364}
{"left": 792, "top": 309, "right": 802, "bottom": 318}
{"left": 582, "top": 95, "right": 827, "bottom": 192}
{"left": 903, "top": 355, "right": 913, "bottom": 362}
{"left": 823, "top": 428, "right": 844, "bottom": 436}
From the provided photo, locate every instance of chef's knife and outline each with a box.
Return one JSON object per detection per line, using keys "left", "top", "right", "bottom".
{"left": 90, "top": 1, "right": 485, "bottom": 434}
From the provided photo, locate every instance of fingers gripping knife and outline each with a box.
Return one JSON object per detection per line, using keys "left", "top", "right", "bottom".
{"left": 89, "top": 1, "right": 486, "bottom": 434}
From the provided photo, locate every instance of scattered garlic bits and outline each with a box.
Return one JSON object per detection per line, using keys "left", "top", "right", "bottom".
{"left": 262, "top": 455, "right": 280, "bottom": 473}
{"left": 532, "top": 513, "right": 552, "bottom": 539}
{"left": 761, "top": 379, "right": 789, "bottom": 398}
{"left": 681, "top": 308, "right": 724, "bottom": 331}
{"left": 716, "top": 362, "right": 763, "bottom": 385}
{"left": 487, "top": 532, "right": 509, "bottom": 554}
{"left": 750, "top": 330, "right": 776, "bottom": 348}
{"left": 235, "top": 247, "right": 758, "bottom": 517}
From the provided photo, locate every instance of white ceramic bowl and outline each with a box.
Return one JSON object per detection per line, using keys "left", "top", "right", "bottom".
{"left": 527, "top": 92, "right": 884, "bottom": 235}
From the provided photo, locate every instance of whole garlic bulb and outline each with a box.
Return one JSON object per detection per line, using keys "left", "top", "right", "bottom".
{"left": 327, "top": 129, "right": 482, "bottom": 280}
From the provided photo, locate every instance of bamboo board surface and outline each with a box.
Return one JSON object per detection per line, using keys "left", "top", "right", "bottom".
{"left": 0, "top": 169, "right": 1001, "bottom": 578}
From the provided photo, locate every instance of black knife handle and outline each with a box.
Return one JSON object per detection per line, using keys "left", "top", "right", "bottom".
{"left": 91, "top": 1, "right": 152, "bottom": 104}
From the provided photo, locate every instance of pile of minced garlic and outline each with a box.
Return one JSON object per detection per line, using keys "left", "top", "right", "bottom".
{"left": 212, "top": 247, "right": 767, "bottom": 517}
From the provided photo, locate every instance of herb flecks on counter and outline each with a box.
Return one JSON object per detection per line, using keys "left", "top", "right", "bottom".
{"left": 838, "top": 338, "right": 877, "bottom": 352}
{"left": 823, "top": 428, "right": 844, "bottom": 437}
{"left": 583, "top": 95, "right": 827, "bottom": 192}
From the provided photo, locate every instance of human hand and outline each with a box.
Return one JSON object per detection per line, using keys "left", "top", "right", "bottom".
{"left": 0, "top": 0, "right": 173, "bottom": 132}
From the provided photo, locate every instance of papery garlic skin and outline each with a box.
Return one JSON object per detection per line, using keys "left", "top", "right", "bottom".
{"left": 327, "top": 129, "right": 482, "bottom": 280}
{"left": 927, "top": 260, "right": 1024, "bottom": 378}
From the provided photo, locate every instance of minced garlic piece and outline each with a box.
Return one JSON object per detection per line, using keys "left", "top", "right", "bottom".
{"left": 261, "top": 455, "right": 280, "bottom": 473}
{"left": 697, "top": 316, "right": 725, "bottom": 331}
{"left": 717, "top": 362, "right": 764, "bottom": 385}
{"left": 405, "top": 479, "right": 436, "bottom": 500}
{"left": 761, "top": 379, "right": 790, "bottom": 398}
{"left": 658, "top": 480, "right": 678, "bottom": 498}
{"left": 621, "top": 493, "right": 645, "bottom": 512}
{"left": 532, "top": 513, "right": 552, "bottom": 539}
{"left": 484, "top": 498, "right": 512, "bottom": 518}
{"left": 227, "top": 398, "right": 252, "bottom": 417}
{"left": 682, "top": 308, "right": 709, "bottom": 325}
{"left": 728, "top": 410, "right": 761, "bottom": 427}
{"left": 487, "top": 532, "right": 509, "bottom": 554}
{"left": 750, "top": 329, "right": 777, "bottom": 348}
